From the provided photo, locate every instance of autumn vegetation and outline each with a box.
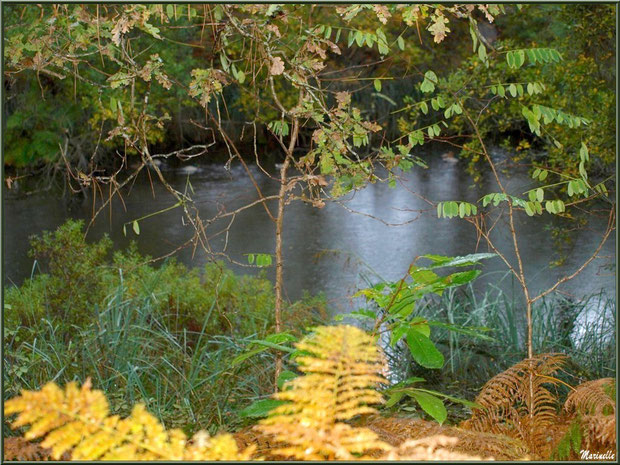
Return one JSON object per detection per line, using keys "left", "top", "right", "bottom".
{"left": 3, "top": 3, "right": 616, "bottom": 461}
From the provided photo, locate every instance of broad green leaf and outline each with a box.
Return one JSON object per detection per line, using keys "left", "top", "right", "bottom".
{"left": 580, "top": 143, "right": 589, "bottom": 162}
{"left": 397, "top": 35, "right": 405, "bottom": 51}
{"left": 536, "top": 188, "right": 544, "bottom": 202}
{"left": 409, "top": 390, "right": 447, "bottom": 424}
{"left": 355, "top": 30, "right": 364, "bottom": 47}
{"left": 443, "top": 269, "right": 480, "bottom": 287}
{"left": 365, "top": 33, "right": 375, "bottom": 48}
{"left": 517, "top": 83, "right": 524, "bottom": 96}
{"left": 508, "top": 83, "right": 517, "bottom": 97}
{"left": 347, "top": 31, "right": 356, "bottom": 47}
{"left": 391, "top": 323, "right": 409, "bottom": 347}
{"left": 421, "top": 253, "right": 496, "bottom": 269}
{"left": 389, "top": 376, "right": 426, "bottom": 389}
{"left": 374, "top": 79, "right": 382, "bottom": 92}
{"left": 406, "top": 329, "right": 444, "bottom": 369}
{"left": 133, "top": 221, "right": 140, "bottom": 235}
{"left": 410, "top": 268, "right": 440, "bottom": 284}
{"left": 277, "top": 370, "right": 297, "bottom": 390}
{"left": 478, "top": 43, "right": 487, "bottom": 62}
{"left": 385, "top": 391, "right": 405, "bottom": 408}
{"left": 239, "top": 399, "right": 286, "bottom": 418}
{"left": 413, "top": 388, "right": 483, "bottom": 409}
{"left": 409, "top": 317, "right": 431, "bottom": 337}
{"left": 524, "top": 202, "right": 534, "bottom": 216}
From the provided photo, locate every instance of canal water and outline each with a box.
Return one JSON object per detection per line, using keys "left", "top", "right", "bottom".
{"left": 3, "top": 147, "right": 615, "bottom": 317}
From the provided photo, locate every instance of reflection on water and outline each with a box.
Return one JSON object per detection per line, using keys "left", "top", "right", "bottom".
{"left": 3, "top": 149, "right": 615, "bottom": 315}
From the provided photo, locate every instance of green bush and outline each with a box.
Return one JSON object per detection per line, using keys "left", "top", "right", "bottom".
{"left": 3, "top": 219, "right": 328, "bottom": 432}
{"left": 5, "top": 219, "right": 326, "bottom": 344}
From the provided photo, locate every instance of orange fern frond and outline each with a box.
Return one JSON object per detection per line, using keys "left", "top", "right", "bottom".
{"left": 257, "top": 325, "right": 391, "bottom": 460}
{"left": 581, "top": 414, "right": 616, "bottom": 450}
{"left": 381, "top": 435, "right": 491, "bottom": 461}
{"left": 3, "top": 437, "right": 71, "bottom": 461}
{"left": 564, "top": 378, "right": 615, "bottom": 416}
{"left": 461, "top": 353, "right": 568, "bottom": 457}
{"left": 564, "top": 378, "right": 616, "bottom": 452}
{"left": 366, "top": 416, "right": 530, "bottom": 460}
{"left": 4, "top": 379, "right": 255, "bottom": 460}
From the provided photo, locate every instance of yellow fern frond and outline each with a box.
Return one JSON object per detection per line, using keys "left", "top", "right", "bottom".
{"left": 257, "top": 325, "right": 391, "bottom": 460}
{"left": 461, "top": 353, "right": 567, "bottom": 457}
{"left": 4, "top": 379, "right": 255, "bottom": 460}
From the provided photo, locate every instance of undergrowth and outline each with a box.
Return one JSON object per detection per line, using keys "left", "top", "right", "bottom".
{"left": 4, "top": 325, "right": 616, "bottom": 461}
{"left": 3, "top": 220, "right": 327, "bottom": 434}
{"left": 388, "top": 277, "right": 615, "bottom": 388}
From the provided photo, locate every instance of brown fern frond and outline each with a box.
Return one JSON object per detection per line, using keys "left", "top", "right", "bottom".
{"left": 257, "top": 325, "right": 391, "bottom": 460}
{"left": 565, "top": 378, "right": 615, "bottom": 416}
{"left": 381, "top": 435, "right": 491, "bottom": 461}
{"left": 461, "top": 353, "right": 568, "bottom": 457}
{"left": 3, "top": 437, "right": 71, "bottom": 461}
{"left": 4, "top": 379, "right": 255, "bottom": 460}
{"left": 582, "top": 414, "right": 616, "bottom": 450}
{"left": 233, "top": 426, "right": 288, "bottom": 460}
{"left": 365, "top": 416, "right": 530, "bottom": 460}
{"left": 562, "top": 378, "right": 616, "bottom": 454}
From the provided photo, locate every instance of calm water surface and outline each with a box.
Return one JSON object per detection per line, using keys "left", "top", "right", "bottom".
{"left": 4, "top": 148, "right": 615, "bottom": 315}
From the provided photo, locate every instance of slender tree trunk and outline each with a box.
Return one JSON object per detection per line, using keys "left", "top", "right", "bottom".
{"left": 273, "top": 117, "right": 299, "bottom": 390}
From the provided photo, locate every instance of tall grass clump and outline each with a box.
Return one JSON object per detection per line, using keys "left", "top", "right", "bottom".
{"left": 386, "top": 274, "right": 615, "bottom": 390}
{"left": 3, "top": 220, "right": 328, "bottom": 434}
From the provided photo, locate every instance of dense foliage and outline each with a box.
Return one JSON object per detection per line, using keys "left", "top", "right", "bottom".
{"left": 2, "top": 3, "right": 616, "bottom": 462}
{"left": 4, "top": 220, "right": 327, "bottom": 432}
{"left": 3, "top": 4, "right": 614, "bottom": 178}
{"left": 5, "top": 326, "right": 616, "bottom": 461}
